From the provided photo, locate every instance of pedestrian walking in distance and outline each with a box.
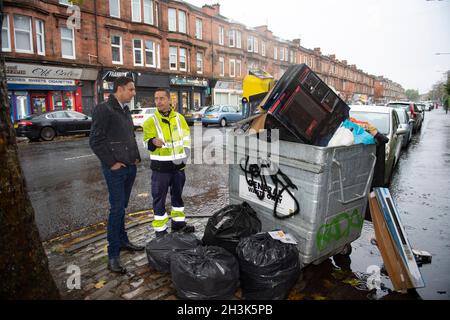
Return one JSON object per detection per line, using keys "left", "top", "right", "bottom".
{"left": 143, "top": 88, "right": 195, "bottom": 237}
{"left": 90, "top": 76, "right": 144, "bottom": 274}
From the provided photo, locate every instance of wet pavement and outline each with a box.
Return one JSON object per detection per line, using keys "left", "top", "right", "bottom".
{"left": 19, "top": 110, "right": 450, "bottom": 300}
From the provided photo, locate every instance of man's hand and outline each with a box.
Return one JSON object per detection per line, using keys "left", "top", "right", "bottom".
{"left": 111, "top": 162, "right": 126, "bottom": 170}
{"left": 152, "top": 138, "right": 165, "bottom": 148}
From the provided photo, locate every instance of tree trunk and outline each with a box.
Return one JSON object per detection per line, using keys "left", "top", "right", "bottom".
{"left": 0, "top": 1, "right": 60, "bottom": 299}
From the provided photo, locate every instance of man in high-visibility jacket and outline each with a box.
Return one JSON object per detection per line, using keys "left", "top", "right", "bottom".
{"left": 143, "top": 88, "right": 194, "bottom": 237}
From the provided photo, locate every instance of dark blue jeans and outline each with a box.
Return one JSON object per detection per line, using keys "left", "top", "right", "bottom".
{"left": 151, "top": 170, "right": 186, "bottom": 229}
{"left": 102, "top": 164, "right": 137, "bottom": 258}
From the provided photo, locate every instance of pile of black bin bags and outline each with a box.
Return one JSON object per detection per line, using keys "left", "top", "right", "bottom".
{"left": 145, "top": 201, "right": 302, "bottom": 300}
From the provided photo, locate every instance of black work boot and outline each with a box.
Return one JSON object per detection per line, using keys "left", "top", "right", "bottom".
{"left": 121, "top": 241, "right": 145, "bottom": 252}
{"left": 155, "top": 230, "right": 168, "bottom": 238}
{"left": 107, "top": 257, "right": 127, "bottom": 274}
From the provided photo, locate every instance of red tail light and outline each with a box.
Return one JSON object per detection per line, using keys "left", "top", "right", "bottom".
{"left": 17, "top": 121, "right": 33, "bottom": 126}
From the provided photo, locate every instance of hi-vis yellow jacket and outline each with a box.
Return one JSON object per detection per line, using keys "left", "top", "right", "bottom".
{"left": 142, "top": 109, "right": 191, "bottom": 163}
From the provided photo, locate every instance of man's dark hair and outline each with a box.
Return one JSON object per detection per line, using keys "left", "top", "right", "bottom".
{"left": 113, "top": 76, "right": 134, "bottom": 93}
{"left": 155, "top": 87, "right": 170, "bottom": 98}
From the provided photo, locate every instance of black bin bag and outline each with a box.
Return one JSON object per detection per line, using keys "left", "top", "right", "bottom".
{"left": 236, "top": 232, "right": 302, "bottom": 300}
{"left": 146, "top": 233, "right": 201, "bottom": 273}
{"left": 170, "top": 246, "right": 240, "bottom": 300}
{"left": 202, "top": 202, "right": 261, "bottom": 255}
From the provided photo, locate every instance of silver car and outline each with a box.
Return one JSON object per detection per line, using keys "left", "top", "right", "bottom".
{"left": 350, "top": 105, "right": 407, "bottom": 186}
{"left": 394, "top": 108, "right": 414, "bottom": 148}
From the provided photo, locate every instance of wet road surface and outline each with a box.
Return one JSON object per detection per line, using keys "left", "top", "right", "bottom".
{"left": 17, "top": 111, "right": 450, "bottom": 299}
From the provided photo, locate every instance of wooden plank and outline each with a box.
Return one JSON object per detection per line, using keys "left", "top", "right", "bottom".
{"left": 374, "top": 188, "right": 425, "bottom": 288}
{"left": 368, "top": 192, "right": 413, "bottom": 291}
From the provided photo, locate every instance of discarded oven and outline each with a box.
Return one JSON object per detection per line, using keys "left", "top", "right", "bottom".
{"left": 227, "top": 132, "right": 376, "bottom": 266}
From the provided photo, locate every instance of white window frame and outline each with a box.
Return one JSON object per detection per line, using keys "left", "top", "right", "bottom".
{"left": 14, "top": 15, "right": 33, "bottom": 54}
{"left": 109, "top": 0, "right": 121, "bottom": 18}
{"left": 169, "top": 46, "right": 177, "bottom": 70}
{"left": 285, "top": 48, "right": 289, "bottom": 61}
{"left": 143, "top": 0, "right": 154, "bottom": 25}
{"left": 229, "top": 59, "right": 236, "bottom": 78}
{"left": 196, "top": 52, "right": 203, "bottom": 74}
{"left": 229, "top": 30, "right": 235, "bottom": 48}
{"left": 236, "top": 31, "right": 241, "bottom": 49}
{"left": 274, "top": 46, "right": 278, "bottom": 60}
{"left": 179, "top": 47, "right": 187, "bottom": 71}
{"left": 261, "top": 41, "right": 266, "bottom": 57}
{"left": 157, "top": 43, "right": 161, "bottom": 69}
{"left": 178, "top": 10, "right": 186, "bottom": 34}
{"left": 279, "top": 47, "right": 284, "bottom": 61}
{"left": 254, "top": 38, "right": 258, "bottom": 54}
{"left": 236, "top": 60, "right": 242, "bottom": 77}
{"left": 111, "top": 35, "right": 123, "bottom": 64}
{"left": 133, "top": 39, "right": 143, "bottom": 66}
{"left": 60, "top": 26, "right": 75, "bottom": 59}
{"left": 219, "top": 56, "right": 224, "bottom": 76}
{"left": 145, "top": 40, "right": 156, "bottom": 67}
{"left": 168, "top": 8, "right": 177, "bottom": 32}
{"left": 247, "top": 36, "right": 254, "bottom": 52}
{"left": 2, "top": 15, "right": 11, "bottom": 52}
{"left": 59, "top": 0, "right": 71, "bottom": 6}
{"left": 35, "top": 19, "right": 45, "bottom": 55}
{"left": 219, "top": 26, "right": 224, "bottom": 45}
{"left": 132, "top": 0, "right": 142, "bottom": 22}
{"left": 195, "top": 18, "right": 202, "bottom": 40}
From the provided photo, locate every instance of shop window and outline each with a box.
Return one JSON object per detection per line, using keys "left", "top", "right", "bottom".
{"left": 14, "top": 15, "right": 33, "bottom": 53}
{"left": 170, "top": 91, "right": 178, "bottom": 111}
{"left": 52, "top": 92, "right": 63, "bottom": 111}
{"left": 64, "top": 92, "right": 74, "bottom": 111}
{"left": 15, "top": 93, "right": 29, "bottom": 119}
{"left": 194, "top": 92, "right": 201, "bottom": 108}
{"left": 181, "top": 91, "right": 190, "bottom": 114}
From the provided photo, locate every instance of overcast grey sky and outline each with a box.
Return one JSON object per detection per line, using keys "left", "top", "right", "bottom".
{"left": 186, "top": 0, "right": 450, "bottom": 94}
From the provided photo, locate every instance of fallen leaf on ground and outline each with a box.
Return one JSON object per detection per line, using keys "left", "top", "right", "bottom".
{"left": 95, "top": 280, "right": 106, "bottom": 289}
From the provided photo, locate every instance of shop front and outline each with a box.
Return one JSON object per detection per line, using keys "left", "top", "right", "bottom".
{"left": 99, "top": 70, "right": 137, "bottom": 108}
{"left": 135, "top": 73, "right": 170, "bottom": 109}
{"left": 213, "top": 80, "right": 243, "bottom": 109}
{"left": 169, "top": 76, "right": 208, "bottom": 114}
{"left": 6, "top": 63, "right": 98, "bottom": 120}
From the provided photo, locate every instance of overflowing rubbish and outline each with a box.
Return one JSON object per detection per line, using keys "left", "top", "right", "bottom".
{"left": 170, "top": 246, "right": 240, "bottom": 300}
{"left": 145, "top": 232, "right": 201, "bottom": 273}
{"left": 202, "top": 202, "right": 261, "bottom": 255}
{"left": 236, "top": 232, "right": 302, "bottom": 300}
{"left": 368, "top": 188, "right": 425, "bottom": 292}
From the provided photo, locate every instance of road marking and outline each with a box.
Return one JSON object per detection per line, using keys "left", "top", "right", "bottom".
{"left": 64, "top": 154, "right": 95, "bottom": 161}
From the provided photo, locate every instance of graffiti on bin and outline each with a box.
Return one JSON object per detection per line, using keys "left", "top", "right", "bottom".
{"left": 316, "top": 209, "right": 363, "bottom": 252}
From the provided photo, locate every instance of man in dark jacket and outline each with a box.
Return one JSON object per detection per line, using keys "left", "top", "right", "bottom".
{"left": 89, "top": 76, "right": 143, "bottom": 274}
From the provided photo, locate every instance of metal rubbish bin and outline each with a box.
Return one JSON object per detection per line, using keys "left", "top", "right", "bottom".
{"left": 227, "top": 132, "right": 376, "bottom": 266}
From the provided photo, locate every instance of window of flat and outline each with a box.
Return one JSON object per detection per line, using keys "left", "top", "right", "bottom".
{"left": 236, "top": 60, "right": 241, "bottom": 77}
{"left": 247, "top": 36, "right": 254, "bottom": 52}
{"left": 109, "top": 0, "right": 120, "bottom": 18}
{"left": 132, "top": 0, "right": 141, "bottom": 22}
{"left": 195, "top": 18, "right": 202, "bottom": 39}
{"left": 133, "top": 39, "right": 143, "bottom": 66}
{"left": 219, "top": 26, "right": 224, "bottom": 45}
{"left": 111, "top": 35, "right": 122, "bottom": 64}
{"left": 60, "top": 26, "right": 75, "bottom": 59}
{"left": 178, "top": 10, "right": 186, "bottom": 34}
{"left": 168, "top": 8, "right": 176, "bottom": 31}
{"left": 196, "top": 52, "right": 203, "bottom": 74}
{"left": 145, "top": 40, "right": 156, "bottom": 67}
{"left": 219, "top": 56, "right": 224, "bottom": 76}
{"left": 236, "top": 31, "right": 241, "bottom": 49}
{"left": 143, "top": 0, "right": 154, "bottom": 25}
{"left": 2, "top": 15, "right": 11, "bottom": 52}
{"left": 36, "top": 19, "right": 45, "bottom": 55}
{"left": 169, "top": 46, "right": 177, "bottom": 70}
{"left": 274, "top": 46, "right": 278, "bottom": 60}
{"left": 229, "top": 30, "right": 235, "bottom": 47}
{"left": 179, "top": 47, "right": 187, "bottom": 71}
{"left": 261, "top": 41, "right": 266, "bottom": 57}
{"left": 14, "top": 15, "right": 33, "bottom": 54}
{"left": 229, "top": 59, "right": 235, "bottom": 77}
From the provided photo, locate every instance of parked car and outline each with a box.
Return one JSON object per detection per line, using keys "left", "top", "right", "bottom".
{"left": 14, "top": 110, "right": 92, "bottom": 142}
{"left": 201, "top": 105, "right": 244, "bottom": 127}
{"left": 349, "top": 105, "right": 407, "bottom": 187}
{"left": 131, "top": 107, "right": 156, "bottom": 130}
{"left": 387, "top": 101, "right": 423, "bottom": 133}
{"left": 184, "top": 106, "right": 209, "bottom": 126}
{"left": 394, "top": 108, "right": 414, "bottom": 148}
